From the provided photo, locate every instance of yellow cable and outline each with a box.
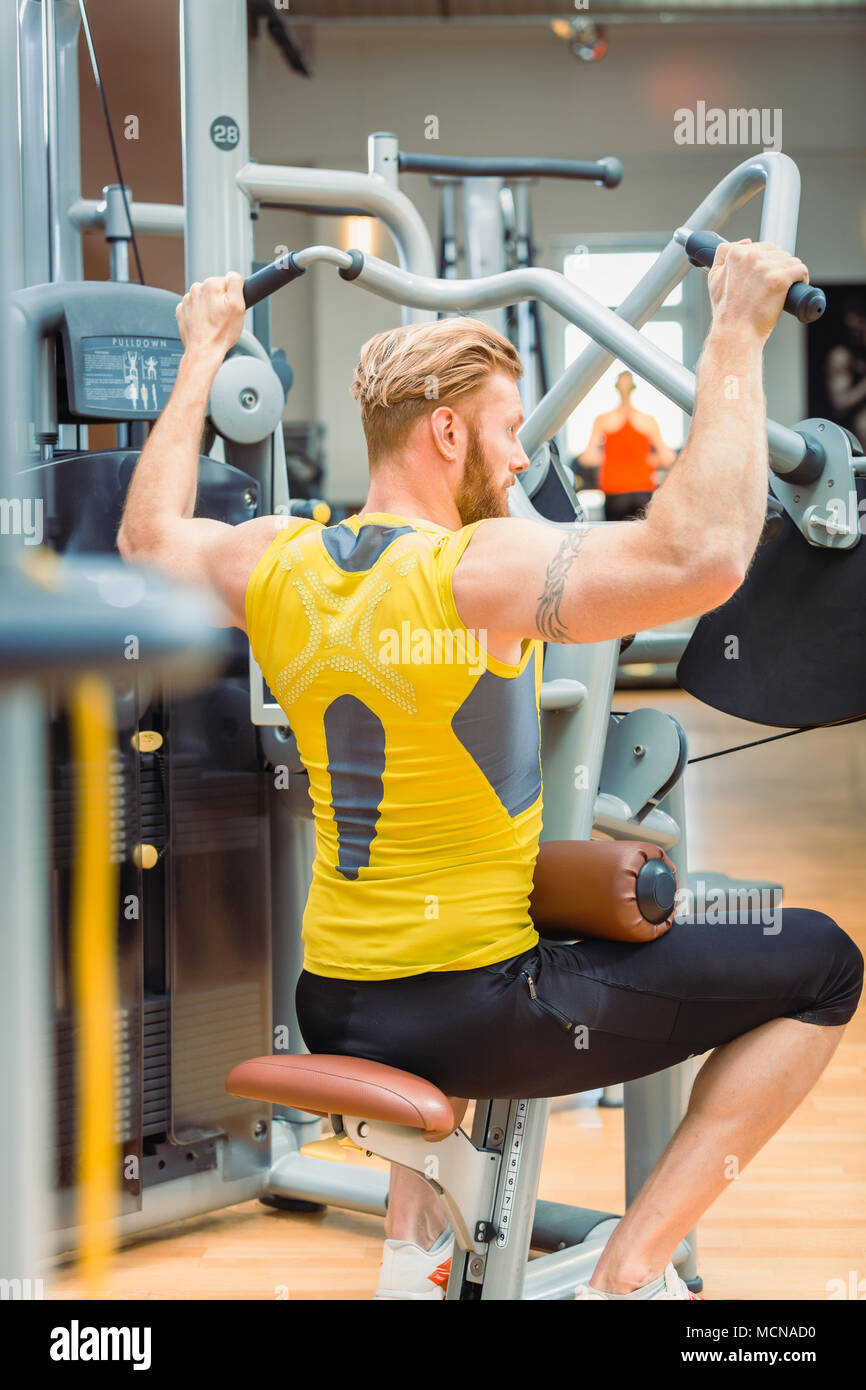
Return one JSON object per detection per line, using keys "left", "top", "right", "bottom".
{"left": 70, "top": 675, "right": 119, "bottom": 1298}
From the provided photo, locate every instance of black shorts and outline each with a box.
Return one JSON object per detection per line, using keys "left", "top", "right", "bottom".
{"left": 295, "top": 909, "right": 863, "bottom": 1100}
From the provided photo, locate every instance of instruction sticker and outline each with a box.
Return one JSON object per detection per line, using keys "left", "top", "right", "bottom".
{"left": 81, "top": 335, "right": 184, "bottom": 416}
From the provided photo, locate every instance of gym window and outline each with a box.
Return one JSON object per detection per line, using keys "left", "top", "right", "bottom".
{"left": 551, "top": 236, "right": 701, "bottom": 461}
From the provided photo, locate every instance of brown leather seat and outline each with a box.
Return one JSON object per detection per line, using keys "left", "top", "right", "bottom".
{"left": 226, "top": 1053, "right": 468, "bottom": 1142}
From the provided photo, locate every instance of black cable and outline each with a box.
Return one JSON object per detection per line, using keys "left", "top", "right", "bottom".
{"left": 531, "top": 297, "right": 549, "bottom": 396}
{"left": 437, "top": 202, "right": 447, "bottom": 283}
{"left": 248, "top": 0, "right": 314, "bottom": 77}
{"left": 78, "top": 0, "right": 146, "bottom": 286}
{"left": 687, "top": 712, "right": 866, "bottom": 765}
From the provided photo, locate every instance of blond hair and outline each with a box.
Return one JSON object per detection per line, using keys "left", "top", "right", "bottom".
{"left": 350, "top": 316, "right": 522, "bottom": 464}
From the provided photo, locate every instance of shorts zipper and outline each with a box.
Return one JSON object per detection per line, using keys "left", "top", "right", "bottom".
{"left": 522, "top": 969, "right": 574, "bottom": 1032}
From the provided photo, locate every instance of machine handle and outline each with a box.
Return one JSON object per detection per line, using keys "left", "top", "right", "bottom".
{"left": 674, "top": 228, "right": 826, "bottom": 324}
{"left": 397, "top": 152, "right": 623, "bottom": 188}
{"left": 243, "top": 252, "right": 306, "bottom": 308}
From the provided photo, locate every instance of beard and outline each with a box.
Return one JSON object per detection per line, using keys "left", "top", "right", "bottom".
{"left": 454, "top": 424, "right": 510, "bottom": 526}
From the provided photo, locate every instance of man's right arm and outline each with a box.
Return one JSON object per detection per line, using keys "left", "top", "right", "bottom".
{"left": 453, "top": 239, "right": 809, "bottom": 645}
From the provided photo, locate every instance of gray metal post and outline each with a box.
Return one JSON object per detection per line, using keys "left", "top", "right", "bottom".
{"left": 21, "top": 0, "right": 85, "bottom": 286}
{"left": 368, "top": 131, "right": 400, "bottom": 187}
{"left": 18, "top": 1, "right": 50, "bottom": 288}
{"left": 268, "top": 773, "right": 319, "bottom": 1131}
{"left": 19, "top": 1, "right": 83, "bottom": 452}
{"left": 104, "top": 185, "right": 132, "bottom": 449}
{"left": 623, "top": 774, "right": 698, "bottom": 1285}
{"left": 0, "top": 691, "right": 52, "bottom": 1291}
{"left": 54, "top": 0, "right": 85, "bottom": 282}
{"left": 477, "top": 1099, "right": 552, "bottom": 1300}
{"left": 41, "top": 0, "right": 62, "bottom": 282}
{"left": 462, "top": 178, "right": 508, "bottom": 339}
{"left": 540, "top": 642, "right": 617, "bottom": 842}
{"left": 512, "top": 182, "right": 538, "bottom": 415}
{"left": 104, "top": 185, "right": 132, "bottom": 285}
{"left": 180, "top": 0, "right": 253, "bottom": 288}
{"left": 439, "top": 181, "right": 459, "bottom": 281}
{"left": 541, "top": 643, "right": 698, "bottom": 1281}
{"left": 366, "top": 130, "right": 430, "bottom": 325}
{"left": 0, "top": 0, "right": 53, "bottom": 1292}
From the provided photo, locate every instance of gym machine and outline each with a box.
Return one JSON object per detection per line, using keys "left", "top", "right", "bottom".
{"left": 400, "top": 146, "right": 622, "bottom": 417}
{"left": 0, "top": 0, "right": 226, "bottom": 1289}
{"left": 12, "top": 271, "right": 296, "bottom": 1239}
{"left": 14, "top": 0, "right": 301, "bottom": 1253}
{"left": 397, "top": 144, "right": 622, "bottom": 416}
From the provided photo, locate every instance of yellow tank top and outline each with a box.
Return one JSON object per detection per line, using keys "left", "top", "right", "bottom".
{"left": 245, "top": 511, "right": 542, "bottom": 980}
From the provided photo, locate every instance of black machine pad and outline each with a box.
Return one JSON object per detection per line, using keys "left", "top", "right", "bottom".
{"left": 676, "top": 478, "right": 866, "bottom": 729}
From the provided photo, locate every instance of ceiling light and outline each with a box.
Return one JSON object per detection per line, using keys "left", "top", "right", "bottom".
{"left": 550, "top": 17, "right": 608, "bottom": 63}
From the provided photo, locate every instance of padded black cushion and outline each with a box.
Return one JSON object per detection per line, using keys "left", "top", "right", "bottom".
{"left": 677, "top": 478, "right": 866, "bottom": 728}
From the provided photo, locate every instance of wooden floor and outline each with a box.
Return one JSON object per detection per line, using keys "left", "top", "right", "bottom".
{"left": 50, "top": 690, "right": 866, "bottom": 1301}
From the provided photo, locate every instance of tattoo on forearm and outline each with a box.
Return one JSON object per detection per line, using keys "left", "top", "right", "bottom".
{"left": 536, "top": 527, "right": 590, "bottom": 641}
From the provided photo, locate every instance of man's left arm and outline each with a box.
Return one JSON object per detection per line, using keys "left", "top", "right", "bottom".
{"left": 116, "top": 272, "right": 286, "bottom": 632}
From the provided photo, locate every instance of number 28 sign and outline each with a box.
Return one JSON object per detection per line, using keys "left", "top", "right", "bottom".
{"left": 209, "top": 116, "right": 241, "bottom": 151}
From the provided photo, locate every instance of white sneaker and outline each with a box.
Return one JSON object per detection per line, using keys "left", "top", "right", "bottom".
{"left": 373, "top": 1229, "right": 454, "bottom": 1300}
{"left": 574, "top": 1261, "right": 703, "bottom": 1301}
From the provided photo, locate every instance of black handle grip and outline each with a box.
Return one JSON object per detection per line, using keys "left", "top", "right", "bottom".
{"left": 683, "top": 231, "right": 825, "bottom": 324}
{"left": 243, "top": 253, "right": 306, "bottom": 309}
{"left": 759, "top": 493, "right": 786, "bottom": 546}
{"left": 397, "top": 152, "right": 623, "bottom": 188}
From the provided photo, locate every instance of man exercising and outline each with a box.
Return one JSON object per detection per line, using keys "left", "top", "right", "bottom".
{"left": 117, "top": 241, "right": 862, "bottom": 1301}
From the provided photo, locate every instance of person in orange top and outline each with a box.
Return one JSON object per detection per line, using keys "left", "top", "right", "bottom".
{"left": 578, "top": 370, "right": 677, "bottom": 521}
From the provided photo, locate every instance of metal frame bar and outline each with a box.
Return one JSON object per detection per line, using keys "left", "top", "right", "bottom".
{"left": 0, "top": 0, "right": 51, "bottom": 1292}
{"left": 234, "top": 162, "right": 437, "bottom": 326}
{"left": 337, "top": 1098, "right": 692, "bottom": 1300}
{"left": 284, "top": 241, "right": 809, "bottom": 475}
{"left": 40, "top": 0, "right": 62, "bottom": 282}
{"left": 288, "top": 9, "right": 862, "bottom": 28}
{"left": 551, "top": 230, "right": 701, "bottom": 449}
{"left": 67, "top": 197, "right": 185, "bottom": 237}
{"left": 19, "top": 0, "right": 83, "bottom": 457}
{"left": 235, "top": 130, "right": 436, "bottom": 330}
{"left": 343, "top": 1116, "right": 500, "bottom": 1257}
{"left": 180, "top": 0, "right": 253, "bottom": 289}
{"left": 523, "top": 150, "right": 801, "bottom": 454}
